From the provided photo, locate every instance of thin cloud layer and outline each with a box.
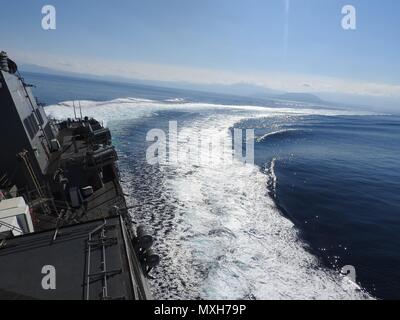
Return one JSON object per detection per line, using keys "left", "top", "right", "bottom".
{"left": 12, "top": 50, "right": 400, "bottom": 100}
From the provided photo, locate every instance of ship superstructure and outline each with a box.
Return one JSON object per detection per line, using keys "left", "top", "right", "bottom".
{"left": 0, "top": 51, "right": 158, "bottom": 300}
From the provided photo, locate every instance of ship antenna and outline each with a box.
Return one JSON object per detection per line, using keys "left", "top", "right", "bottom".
{"left": 79, "top": 101, "right": 83, "bottom": 120}
{"left": 73, "top": 101, "right": 77, "bottom": 119}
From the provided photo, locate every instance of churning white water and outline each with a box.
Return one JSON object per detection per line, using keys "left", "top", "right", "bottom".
{"left": 46, "top": 98, "right": 373, "bottom": 300}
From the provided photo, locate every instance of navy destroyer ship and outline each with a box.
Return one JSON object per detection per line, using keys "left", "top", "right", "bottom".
{"left": 0, "top": 51, "right": 159, "bottom": 300}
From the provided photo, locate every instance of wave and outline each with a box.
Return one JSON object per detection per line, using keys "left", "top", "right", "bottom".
{"left": 45, "top": 97, "right": 379, "bottom": 124}
{"left": 164, "top": 116, "right": 371, "bottom": 300}
{"left": 256, "top": 129, "right": 311, "bottom": 143}
{"left": 266, "top": 158, "right": 278, "bottom": 196}
{"left": 45, "top": 98, "right": 374, "bottom": 300}
{"left": 165, "top": 98, "right": 186, "bottom": 103}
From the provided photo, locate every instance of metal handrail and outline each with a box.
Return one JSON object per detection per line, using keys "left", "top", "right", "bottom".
{"left": 0, "top": 220, "right": 23, "bottom": 234}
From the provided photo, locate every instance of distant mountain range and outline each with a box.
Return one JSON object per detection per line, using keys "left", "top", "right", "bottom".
{"left": 20, "top": 63, "right": 328, "bottom": 105}
{"left": 273, "top": 92, "right": 324, "bottom": 104}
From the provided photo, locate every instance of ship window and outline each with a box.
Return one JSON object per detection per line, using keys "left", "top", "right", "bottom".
{"left": 35, "top": 109, "right": 44, "bottom": 125}
{"left": 29, "top": 114, "right": 39, "bottom": 134}
{"left": 24, "top": 117, "right": 35, "bottom": 139}
{"left": 24, "top": 113, "right": 39, "bottom": 139}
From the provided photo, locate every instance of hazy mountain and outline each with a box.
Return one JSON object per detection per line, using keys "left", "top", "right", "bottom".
{"left": 273, "top": 92, "right": 324, "bottom": 104}
{"left": 19, "top": 63, "right": 351, "bottom": 109}
{"left": 187, "top": 82, "right": 281, "bottom": 97}
{"left": 19, "top": 64, "right": 278, "bottom": 96}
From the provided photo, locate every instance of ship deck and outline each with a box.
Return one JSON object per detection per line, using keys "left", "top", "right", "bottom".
{"left": 0, "top": 216, "right": 150, "bottom": 300}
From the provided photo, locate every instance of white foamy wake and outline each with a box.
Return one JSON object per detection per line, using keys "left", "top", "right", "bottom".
{"left": 46, "top": 98, "right": 374, "bottom": 300}
{"left": 165, "top": 115, "right": 371, "bottom": 300}
{"left": 45, "top": 97, "right": 377, "bottom": 124}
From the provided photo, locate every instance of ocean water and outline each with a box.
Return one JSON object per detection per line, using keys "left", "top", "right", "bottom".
{"left": 24, "top": 72, "right": 400, "bottom": 300}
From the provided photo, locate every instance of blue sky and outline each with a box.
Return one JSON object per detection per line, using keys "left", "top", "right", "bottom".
{"left": 1, "top": 0, "right": 400, "bottom": 107}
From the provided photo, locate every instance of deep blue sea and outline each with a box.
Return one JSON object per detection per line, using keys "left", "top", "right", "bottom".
{"left": 24, "top": 71, "right": 400, "bottom": 300}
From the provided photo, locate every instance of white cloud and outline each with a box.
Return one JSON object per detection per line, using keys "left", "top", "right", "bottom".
{"left": 11, "top": 49, "right": 400, "bottom": 99}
